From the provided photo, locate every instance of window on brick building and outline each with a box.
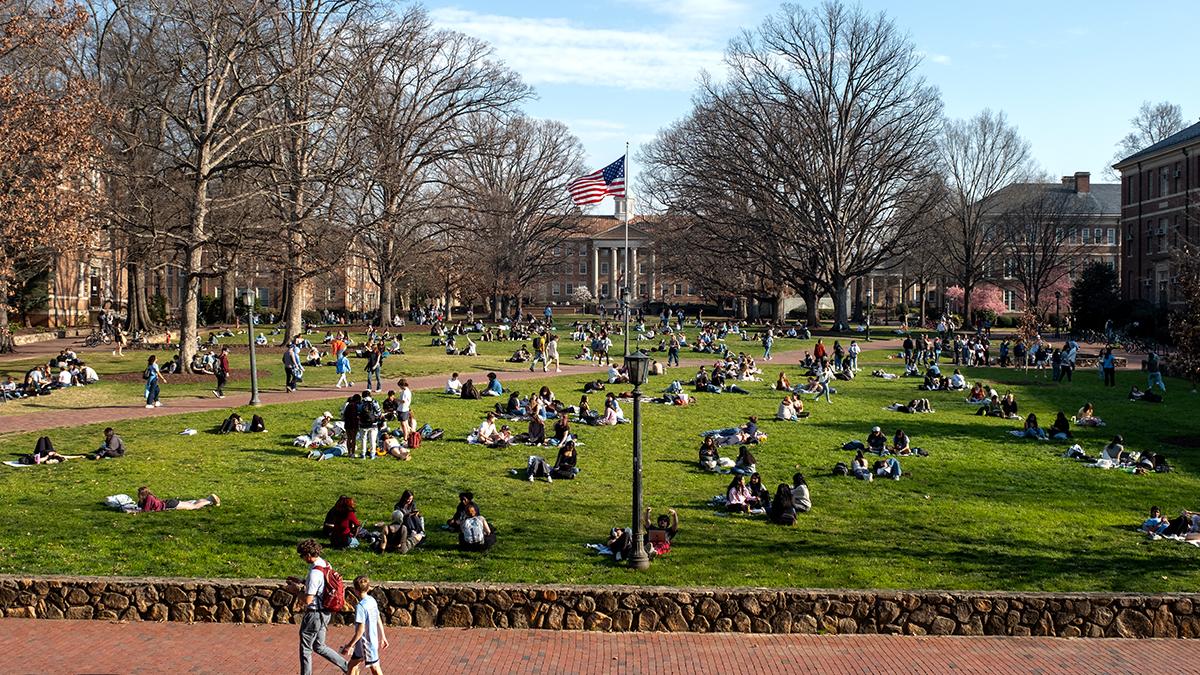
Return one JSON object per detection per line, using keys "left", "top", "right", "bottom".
{"left": 551, "top": 283, "right": 560, "bottom": 296}
{"left": 1107, "top": 228, "right": 1115, "bottom": 245}
{"left": 1160, "top": 167, "right": 1171, "bottom": 196}
{"left": 673, "top": 283, "right": 682, "bottom": 295}
{"left": 565, "top": 283, "right": 574, "bottom": 295}
{"left": 579, "top": 261, "right": 587, "bottom": 275}
{"left": 601, "top": 283, "right": 610, "bottom": 298}
{"left": 600, "top": 262, "right": 609, "bottom": 275}
{"left": 1003, "top": 289, "right": 1017, "bottom": 312}
{"left": 1082, "top": 228, "right": 1092, "bottom": 244}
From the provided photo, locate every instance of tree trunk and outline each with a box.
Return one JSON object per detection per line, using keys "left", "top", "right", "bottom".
{"left": 774, "top": 290, "right": 787, "bottom": 322}
{"left": 126, "top": 260, "right": 153, "bottom": 331}
{"left": 801, "top": 284, "right": 819, "bottom": 327}
{"left": 221, "top": 268, "right": 236, "bottom": 324}
{"left": 179, "top": 175, "right": 209, "bottom": 368}
{"left": 831, "top": 278, "right": 851, "bottom": 330}
{"left": 961, "top": 281, "right": 975, "bottom": 324}
{"left": 379, "top": 274, "right": 395, "bottom": 328}
{"left": 918, "top": 281, "right": 928, "bottom": 326}
{"left": 284, "top": 278, "right": 304, "bottom": 342}
{"left": 492, "top": 287, "right": 502, "bottom": 321}
{"left": 0, "top": 278, "right": 9, "bottom": 331}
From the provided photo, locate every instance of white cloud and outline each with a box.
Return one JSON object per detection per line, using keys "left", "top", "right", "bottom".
{"left": 618, "top": 0, "right": 748, "bottom": 25}
{"left": 429, "top": 8, "right": 726, "bottom": 91}
{"left": 929, "top": 53, "right": 952, "bottom": 65}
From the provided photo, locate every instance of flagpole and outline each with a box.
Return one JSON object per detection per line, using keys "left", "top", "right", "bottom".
{"left": 622, "top": 142, "right": 631, "bottom": 358}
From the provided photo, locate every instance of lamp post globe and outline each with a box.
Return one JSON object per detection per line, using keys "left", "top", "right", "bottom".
{"left": 624, "top": 349, "right": 652, "bottom": 570}
{"left": 243, "top": 290, "right": 261, "bottom": 406}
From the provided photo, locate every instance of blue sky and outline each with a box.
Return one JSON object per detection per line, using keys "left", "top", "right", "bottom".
{"left": 423, "top": 0, "right": 1200, "bottom": 210}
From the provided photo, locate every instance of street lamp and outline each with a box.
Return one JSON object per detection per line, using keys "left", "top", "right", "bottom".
{"left": 623, "top": 349, "right": 651, "bottom": 571}
{"left": 621, "top": 286, "right": 631, "bottom": 357}
{"left": 243, "top": 289, "right": 261, "bottom": 407}
{"left": 1054, "top": 291, "right": 1062, "bottom": 339}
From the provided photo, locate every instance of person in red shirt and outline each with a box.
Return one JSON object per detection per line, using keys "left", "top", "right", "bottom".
{"left": 324, "top": 496, "right": 361, "bottom": 549}
{"left": 813, "top": 339, "right": 827, "bottom": 361}
{"left": 213, "top": 346, "right": 231, "bottom": 399}
{"left": 136, "top": 486, "right": 220, "bottom": 512}
{"left": 330, "top": 333, "right": 347, "bottom": 360}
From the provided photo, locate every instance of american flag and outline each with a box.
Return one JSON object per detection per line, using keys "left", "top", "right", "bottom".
{"left": 567, "top": 156, "right": 626, "bottom": 206}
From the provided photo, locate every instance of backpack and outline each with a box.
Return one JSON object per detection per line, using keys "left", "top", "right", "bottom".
{"left": 832, "top": 462, "right": 849, "bottom": 476}
{"left": 406, "top": 431, "right": 421, "bottom": 449}
{"left": 358, "top": 401, "right": 380, "bottom": 427}
{"left": 142, "top": 367, "right": 152, "bottom": 381}
{"left": 315, "top": 563, "right": 346, "bottom": 613}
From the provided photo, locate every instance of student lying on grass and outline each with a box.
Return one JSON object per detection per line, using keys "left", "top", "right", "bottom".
{"left": 135, "top": 486, "right": 220, "bottom": 512}
{"left": 1140, "top": 506, "right": 1200, "bottom": 540}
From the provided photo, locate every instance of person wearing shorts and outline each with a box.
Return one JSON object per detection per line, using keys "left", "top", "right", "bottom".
{"left": 341, "top": 575, "right": 387, "bottom": 675}
{"left": 396, "top": 379, "right": 413, "bottom": 438}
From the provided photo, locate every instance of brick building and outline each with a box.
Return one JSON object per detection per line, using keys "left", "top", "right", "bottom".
{"left": 1112, "top": 120, "right": 1200, "bottom": 307}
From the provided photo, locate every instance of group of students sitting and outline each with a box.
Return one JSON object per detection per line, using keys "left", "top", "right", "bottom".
{"left": 452, "top": 372, "right": 505, "bottom": 399}
{"left": 3, "top": 355, "right": 100, "bottom": 400}
{"left": 321, "top": 490, "right": 497, "bottom": 554}
{"left": 1139, "top": 506, "right": 1200, "bottom": 539}
{"left": 699, "top": 440, "right": 812, "bottom": 525}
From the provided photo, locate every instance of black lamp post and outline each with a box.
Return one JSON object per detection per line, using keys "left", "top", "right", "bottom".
{"left": 1054, "top": 291, "right": 1062, "bottom": 339}
{"left": 243, "top": 290, "right": 261, "bottom": 407}
{"left": 623, "top": 349, "right": 651, "bottom": 570}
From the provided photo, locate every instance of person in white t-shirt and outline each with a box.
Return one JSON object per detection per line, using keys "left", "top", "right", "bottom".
{"left": 341, "top": 576, "right": 388, "bottom": 675}
{"left": 80, "top": 364, "right": 100, "bottom": 384}
{"left": 445, "top": 373, "right": 462, "bottom": 395}
{"left": 284, "top": 539, "right": 348, "bottom": 675}
{"left": 56, "top": 369, "right": 74, "bottom": 388}
{"left": 396, "top": 379, "right": 413, "bottom": 437}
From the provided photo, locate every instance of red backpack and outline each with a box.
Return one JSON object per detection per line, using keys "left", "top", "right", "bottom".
{"left": 407, "top": 431, "right": 422, "bottom": 450}
{"left": 315, "top": 563, "right": 345, "bottom": 612}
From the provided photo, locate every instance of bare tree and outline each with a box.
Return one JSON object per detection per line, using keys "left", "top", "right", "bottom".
{"left": 644, "top": 1, "right": 943, "bottom": 328}
{"left": 449, "top": 114, "right": 586, "bottom": 319}
{"left": 936, "top": 109, "right": 1036, "bottom": 321}
{"left": 260, "top": 0, "right": 377, "bottom": 341}
{"left": 1106, "top": 101, "right": 1186, "bottom": 178}
{"left": 350, "top": 8, "right": 530, "bottom": 326}
{"left": 995, "top": 181, "right": 1092, "bottom": 317}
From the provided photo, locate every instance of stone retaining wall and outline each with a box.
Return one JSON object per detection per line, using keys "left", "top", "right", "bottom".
{"left": 1, "top": 575, "right": 1197, "bottom": 638}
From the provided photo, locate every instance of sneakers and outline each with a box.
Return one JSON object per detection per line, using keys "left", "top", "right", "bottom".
{"left": 212, "top": 390, "right": 223, "bottom": 398}
{"left": 546, "top": 475, "right": 552, "bottom": 483}
{"left": 145, "top": 404, "right": 154, "bottom": 409}
{"left": 209, "top": 494, "right": 221, "bottom": 507}
{"left": 527, "top": 474, "right": 534, "bottom": 482}
{"left": 154, "top": 401, "right": 162, "bottom": 407}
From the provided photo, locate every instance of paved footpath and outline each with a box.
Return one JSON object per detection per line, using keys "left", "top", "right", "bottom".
{"left": 0, "top": 619, "right": 1193, "bottom": 674}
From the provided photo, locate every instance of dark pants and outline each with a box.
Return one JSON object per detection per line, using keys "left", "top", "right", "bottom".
{"left": 1104, "top": 367, "right": 1116, "bottom": 387}
{"left": 215, "top": 371, "right": 227, "bottom": 396}
{"left": 285, "top": 368, "right": 298, "bottom": 391}
{"left": 299, "top": 609, "right": 347, "bottom": 675}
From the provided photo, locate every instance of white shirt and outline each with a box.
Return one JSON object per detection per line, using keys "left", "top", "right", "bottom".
{"left": 304, "top": 557, "right": 328, "bottom": 610}
{"left": 445, "top": 378, "right": 462, "bottom": 393}
{"left": 312, "top": 416, "right": 332, "bottom": 437}
{"left": 477, "top": 420, "right": 497, "bottom": 439}
{"left": 82, "top": 366, "right": 99, "bottom": 383}
{"left": 949, "top": 373, "right": 966, "bottom": 388}
{"left": 399, "top": 388, "right": 412, "bottom": 413}
{"left": 57, "top": 371, "right": 73, "bottom": 386}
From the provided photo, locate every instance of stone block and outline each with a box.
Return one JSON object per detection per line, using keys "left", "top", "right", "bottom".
{"left": 585, "top": 612, "right": 613, "bottom": 631}
{"left": 440, "top": 604, "right": 472, "bottom": 628}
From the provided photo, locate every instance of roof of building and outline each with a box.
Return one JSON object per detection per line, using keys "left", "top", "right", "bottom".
{"left": 566, "top": 215, "right": 655, "bottom": 240}
{"left": 988, "top": 181, "right": 1121, "bottom": 217}
{"left": 1114, "top": 120, "right": 1200, "bottom": 167}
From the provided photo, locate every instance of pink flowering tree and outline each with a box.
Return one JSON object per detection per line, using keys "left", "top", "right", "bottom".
{"left": 946, "top": 284, "right": 1007, "bottom": 322}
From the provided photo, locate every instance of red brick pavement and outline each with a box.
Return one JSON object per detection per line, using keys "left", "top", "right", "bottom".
{"left": 0, "top": 618, "right": 1193, "bottom": 674}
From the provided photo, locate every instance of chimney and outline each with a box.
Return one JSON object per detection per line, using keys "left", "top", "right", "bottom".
{"left": 1074, "top": 171, "right": 1090, "bottom": 194}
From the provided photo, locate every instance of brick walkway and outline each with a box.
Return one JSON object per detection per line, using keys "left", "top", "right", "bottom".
{"left": 0, "top": 619, "right": 1193, "bottom": 674}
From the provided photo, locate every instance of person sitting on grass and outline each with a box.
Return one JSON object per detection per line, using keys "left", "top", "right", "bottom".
{"left": 483, "top": 372, "right": 503, "bottom": 397}
{"left": 500, "top": 391, "right": 524, "bottom": 417}
{"left": 521, "top": 413, "right": 546, "bottom": 445}
{"left": 445, "top": 372, "right": 462, "bottom": 395}
{"left": 732, "top": 445, "right": 757, "bottom": 475}
{"left": 977, "top": 394, "right": 1003, "bottom": 417}
{"left": 446, "top": 492, "right": 478, "bottom": 532}
{"left": 725, "top": 474, "right": 753, "bottom": 513}
{"left": 698, "top": 436, "right": 720, "bottom": 472}
{"left": 1074, "top": 402, "right": 1104, "bottom": 427}
{"left": 947, "top": 368, "right": 967, "bottom": 391}
{"left": 867, "top": 426, "right": 887, "bottom": 454}
{"left": 791, "top": 473, "right": 812, "bottom": 514}
{"left": 382, "top": 431, "right": 410, "bottom": 460}
{"left": 607, "top": 364, "right": 629, "bottom": 384}
{"left": 1000, "top": 392, "right": 1019, "bottom": 418}
{"left": 1101, "top": 435, "right": 1127, "bottom": 463}
{"left": 475, "top": 412, "right": 505, "bottom": 446}
{"left": 89, "top": 428, "right": 126, "bottom": 460}
{"left": 377, "top": 491, "right": 424, "bottom": 553}
{"left": 768, "top": 483, "right": 797, "bottom": 525}
{"left": 1022, "top": 413, "right": 1047, "bottom": 440}
{"left": 1141, "top": 505, "right": 1171, "bottom": 535}
{"left": 1049, "top": 412, "right": 1072, "bottom": 440}
{"left": 774, "top": 372, "right": 792, "bottom": 392}
{"left": 966, "top": 382, "right": 988, "bottom": 404}
{"left": 551, "top": 441, "right": 580, "bottom": 479}
{"left": 599, "top": 393, "right": 624, "bottom": 426}
{"left": 747, "top": 472, "right": 770, "bottom": 510}
{"left": 891, "top": 429, "right": 911, "bottom": 456}
{"left": 850, "top": 450, "right": 873, "bottom": 481}
{"left": 888, "top": 398, "right": 932, "bottom": 414}
{"left": 776, "top": 395, "right": 801, "bottom": 421}
{"left": 507, "top": 345, "right": 530, "bottom": 363}
{"left": 457, "top": 503, "right": 496, "bottom": 552}
{"left": 325, "top": 495, "right": 361, "bottom": 549}
{"left": 135, "top": 486, "right": 220, "bottom": 512}
{"left": 644, "top": 507, "right": 679, "bottom": 555}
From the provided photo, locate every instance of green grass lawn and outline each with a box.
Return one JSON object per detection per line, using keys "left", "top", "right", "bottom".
{"left": 2, "top": 343, "right": 1197, "bottom": 593}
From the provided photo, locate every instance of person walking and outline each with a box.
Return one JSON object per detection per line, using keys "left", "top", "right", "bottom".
{"left": 529, "top": 331, "right": 548, "bottom": 373}
{"left": 1147, "top": 351, "right": 1165, "bottom": 392}
{"left": 667, "top": 334, "right": 680, "bottom": 368}
{"left": 762, "top": 329, "right": 774, "bottom": 361}
{"left": 365, "top": 346, "right": 383, "bottom": 393}
{"left": 283, "top": 340, "right": 301, "bottom": 393}
{"left": 112, "top": 320, "right": 126, "bottom": 357}
{"left": 1102, "top": 348, "right": 1117, "bottom": 387}
{"left": 546, "top": 334, "right": 561, "bottom": 373}
{"left": 335, "top": 350, "right": 353, "bottom": 389}
{"left": 357, "top": 392, "right": 382, "bottom": 460}
{"left": 213, "top": 346, "right": 230, "bottom": 399}
{"left": 285, "top": 539, "right": 349, "bottom": 675}
{"left": 143, "top": 355, "right": 164, "bottom": 408}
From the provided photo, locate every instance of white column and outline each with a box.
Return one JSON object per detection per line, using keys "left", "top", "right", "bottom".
{"left": 591, "top": 245, "right": 599, "bottom": 297}
{"left": 608, "top": 248, "right": 618, "bottom": 299}
{"left": 630, "top": 248, "right": 639, "bottom": 300}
